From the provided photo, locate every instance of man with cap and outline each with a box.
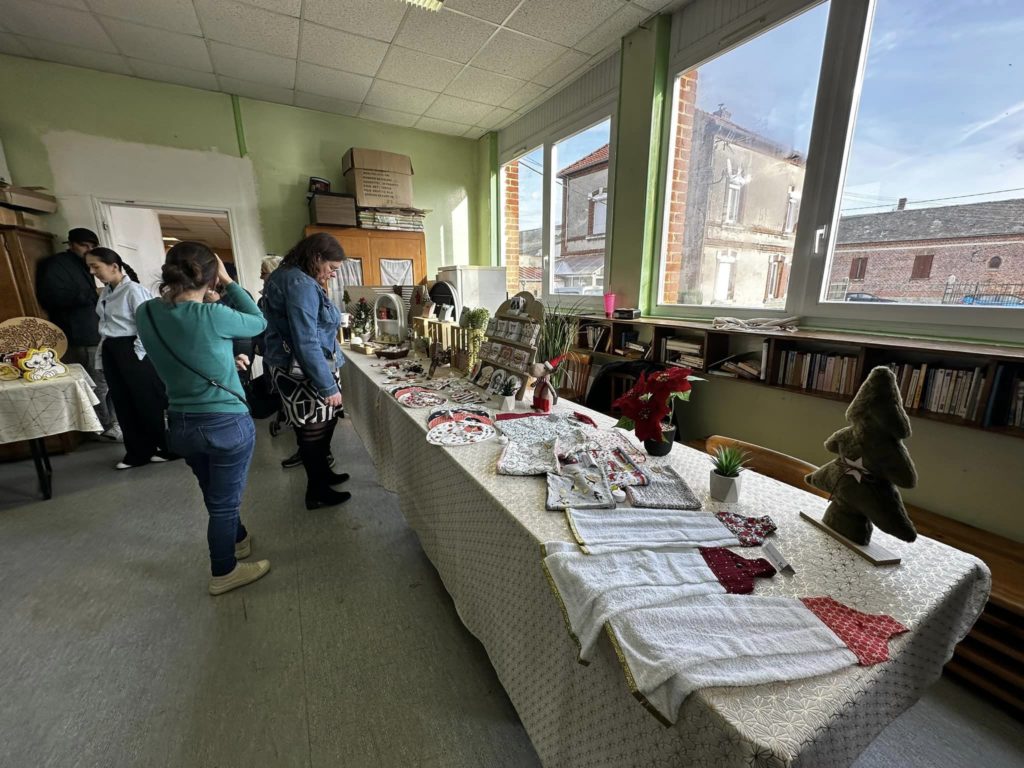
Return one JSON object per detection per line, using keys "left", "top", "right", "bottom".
{"left": 35, "top": 227, "right": 119, "bottom": 438}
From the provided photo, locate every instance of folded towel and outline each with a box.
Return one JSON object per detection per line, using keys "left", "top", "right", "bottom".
{"left": 625, "top": 465, "right": 701, "bottom": 510}
{"left": 566, "top": 507, "right": 739, "bottom": 554}
{"left": 606, "top": 594, "right": 859, "bottom": 725}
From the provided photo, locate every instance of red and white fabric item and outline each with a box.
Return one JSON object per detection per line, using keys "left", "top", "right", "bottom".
{"left": 713, "top": 510, "right": 778, "bottom": 547}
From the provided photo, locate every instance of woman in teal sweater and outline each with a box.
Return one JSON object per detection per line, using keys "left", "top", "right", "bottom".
{"left": 136, "top": 242, "right": 270, "bottom": 596}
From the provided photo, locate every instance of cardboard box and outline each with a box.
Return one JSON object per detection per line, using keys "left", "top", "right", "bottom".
{"left": 342, "top": 148, "right": 414, "bottom": 208}
{"left": 0, "top": 185, "right": 58, "bottom": 213}
{"left": 0, "top": 206, "right": 18, "bottom": 226}
{"left": 309, "top": 192, "right": 357, "bottom": 227}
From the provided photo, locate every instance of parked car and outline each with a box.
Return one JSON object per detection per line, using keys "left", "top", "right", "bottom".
{"left": 845, "top": 292, "right": 896, "bottom": 303}
{"left": 961, "top": 293, "right": 1024, "bottom": 306}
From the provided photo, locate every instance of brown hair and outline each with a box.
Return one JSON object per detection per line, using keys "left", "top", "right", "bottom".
{"left": 161, "top": 241, "right": 218, "bottom": 303}
{"left": 87, "top": 247, "right": 140, "bottom": 283}
{"left": 281, "top": 233, "right": 346, "bottom": 278}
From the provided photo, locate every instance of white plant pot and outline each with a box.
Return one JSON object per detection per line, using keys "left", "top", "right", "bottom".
{"left": 501, "top": 395, "right": 517, "bottom": 412}
{"left": 709, "top": 470, "right": 743, "bottom": 502}
{"left": 339, "top": 312, "right": 350, "bottom": 328}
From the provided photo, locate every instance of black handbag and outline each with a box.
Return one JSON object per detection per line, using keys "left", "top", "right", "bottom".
{"left": 244, "top": 372, "right": 280, "bottom": 419}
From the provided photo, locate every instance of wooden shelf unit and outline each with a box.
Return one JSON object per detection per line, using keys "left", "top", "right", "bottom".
{"left": 574, "top": 315, "right": 1024, "bottom": 440}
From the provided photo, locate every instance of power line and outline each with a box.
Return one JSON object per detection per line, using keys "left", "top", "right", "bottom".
{"left": 841, "top": 186, "right": 1024, "bottom": 212}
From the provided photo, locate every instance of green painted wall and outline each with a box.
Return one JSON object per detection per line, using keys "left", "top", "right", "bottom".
{"left": 0, "top": 54, "right": 482, "bottom": 272}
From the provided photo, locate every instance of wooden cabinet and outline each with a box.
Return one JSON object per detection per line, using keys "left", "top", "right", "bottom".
{"left": 304, "top": 226, "right": 427, "bottom": 286}
{"left": 0, "top": 225, "right": 54, "bottom": 322}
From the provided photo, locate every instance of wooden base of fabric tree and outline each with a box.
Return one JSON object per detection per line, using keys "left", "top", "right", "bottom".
{"left": 800, "top": 508, "right": 901, "bottom": 566}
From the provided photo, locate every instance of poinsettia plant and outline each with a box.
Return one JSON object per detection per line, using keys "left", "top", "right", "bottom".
{"left": 612, "top": 366, "right": 702, "bottom": 442}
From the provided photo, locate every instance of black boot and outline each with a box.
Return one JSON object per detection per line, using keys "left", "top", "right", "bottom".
{"left": 299, "top": 443, "right": 351, "bottom": 510}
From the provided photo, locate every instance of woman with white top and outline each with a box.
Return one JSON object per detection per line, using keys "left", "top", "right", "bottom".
{"left": 86, "top": 247, "right": 172, "bottom": 470}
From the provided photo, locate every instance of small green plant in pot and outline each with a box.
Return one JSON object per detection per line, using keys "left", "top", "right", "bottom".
{"left": 709, "top": 446, "right": 749, "bottom": 502}
{"left": 499, "top": 376, "right": 519, "bottom": 411}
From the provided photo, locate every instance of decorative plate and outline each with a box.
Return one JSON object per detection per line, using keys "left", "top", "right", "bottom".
{"left": 0, "top": 317, "right": 68, "bottom": 358}
{"left": 489, "top": 369, "right": 506, "bottom": 395}
{"left": 426, "top": 420, "right": 497, "bottom": 446}
{"left": 395, "top": 388, "right": 446, "bottom": 408}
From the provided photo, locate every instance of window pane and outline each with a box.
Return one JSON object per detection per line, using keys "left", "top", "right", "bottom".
{"left": 552, "top": 118, "right": 611, "bottom": 296}
{"left": 825, "top": 0, "right": 1024, "bottom": 308}
{"left": 501, "top": 147, "right": 543, "bottom": 296}
{"left": 659, "top": 3, "right": 830, "bottom": 308}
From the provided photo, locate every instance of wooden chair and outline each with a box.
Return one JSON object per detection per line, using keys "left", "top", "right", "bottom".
{"left": 705, "top": 435, "right": 828, "bottom": 499}
{"left": 557, "top": 351, "right": 593, "bottom": 403}
{"left": 605, "top": 371, "right": 638, "bottom": 416}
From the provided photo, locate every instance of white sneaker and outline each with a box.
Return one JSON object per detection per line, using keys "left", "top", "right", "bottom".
{"left": 208, "top": 560, "right": 270, "bottom": 595}
{"left": 235, "top": 533, "right": 252, "bottom": 559}
{"left": 102, "top": 425, "right": 124, "bottom": 442}
{"left": 149, "top": 454, "right": 169, "bottom": 463}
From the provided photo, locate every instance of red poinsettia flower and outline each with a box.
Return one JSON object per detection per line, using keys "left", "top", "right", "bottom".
{"left": 613, "top": 367, "right": 700, "bottom": 442}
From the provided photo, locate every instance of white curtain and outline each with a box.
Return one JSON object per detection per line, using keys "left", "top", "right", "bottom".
{"left": 339, "top": 260, "right": 363, "bottom": 286}
{"left": 380, "top": 258, "right": 413, "bottom": 286}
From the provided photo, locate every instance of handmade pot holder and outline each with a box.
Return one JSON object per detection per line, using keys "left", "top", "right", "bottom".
{"left": 586, "top": 447, "right": 649, "bottom": 487}
{"left": 497, "top": 439, "right": 560, "bottom": 476}
{"left": 394, "top": 388, "right": 447, "bottom": 408}
{"left": 495, "top": 412, "right": 597, "bottom": 443}
{"left": 545, "top": 458, "right": 615, "bottom": 511}
{"left": 625, "top": 464, "right": 702, "bottom": 510}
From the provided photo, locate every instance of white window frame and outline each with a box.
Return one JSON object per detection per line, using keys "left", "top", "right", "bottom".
{"left": 588, "top": 187, "right": 608, "bottom": 238}
{"left": 651, "top": 0, "right": 1023, "bottom": 344}
{"left": 784, "top": 187, "right": 800, "bottom": 234}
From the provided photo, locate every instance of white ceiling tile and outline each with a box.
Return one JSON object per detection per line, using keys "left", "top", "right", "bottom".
{"left": 633, "top": 0, "right": 669, "bottom": 10}
{"left": 210, "top": 41, "right": 294, "bottom": 88}
{"left": 193, "top": 0, "right": 299, "bottom": 58}
{"left": 415, "top": 116, "right": 473, "bottom": 136}
{"left": 473, "top": 28, "right": 564, "bottom": 80}
{"left": 574, "top": 4, "right": 647, "bottom": 54}
{"left": 501, "top": 81, "right": 546, "bottom": 110}
{"left": 302, "top": 0, "right": 407, "bottom": 43}
{"left": 0, "top": 0, "right": 117, "bottom": 51}
{"left": 0, "top": 32, "right": 32, "bottom": 56}
{"left": 86, "top": 0, "right": 202, "bottom": 35}
{"left": 364, "top": 79, "right": 437, "bottom": 113}
{"left": 218, "top": 75, "right": 294, "bottom": 106}
{"left": 444, "top": 66, "right": 523, "bottom": 106}
{"left": 358, "top": 104, "right": 420, "bottom": 128}
{"left": 129, "top": 59, "right": 219, "bottom": 90}
{"left": 376, "top": 46, "right": 462, "bottom": 92}
{"left": 531, "top": 48, "right": 590, "bottom": 87}
{"left": 477, "top": 105, "right": 514, "bottom": 130}
{"left": 236, "top": 0, "right": 301, "bottom": 16}
{"left": 444, "top": 0, "right": 519, "bottom": 24}
{"left": 294, "top": 91, "right": 361, "bottom": 116}
{"left": 425, "top": 94, "right": 492, "bottom": 125}
{"left": 295, "top": 61, "right": 372, "bottom": 102}
{"left": 101, "top": 17, "right": 211, "bottom": 70}
{"left": 393, "top": 7, "right": 496, "bottom": 65}
{"left": 19, "top": 37, "right": 129, "bottom": 73}
{"left": 463, "top": 126, "right": 488, "bottom": 139}
{"left": 299, "top": 21, "right": 387, "bottom": 78}
{"left": 506, "top": 0, "right": 624, "bottom": 47}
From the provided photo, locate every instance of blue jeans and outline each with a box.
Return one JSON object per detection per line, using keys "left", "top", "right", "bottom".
{"left": 168, "top": 412, "right": 255, "bottom": 577}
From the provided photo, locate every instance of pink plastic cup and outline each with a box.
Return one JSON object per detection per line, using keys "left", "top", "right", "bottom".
{"left": 603, "top": 293, "right": 616, "bottom": 318}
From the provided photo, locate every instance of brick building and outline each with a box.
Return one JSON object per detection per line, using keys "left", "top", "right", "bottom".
{"left": 830, "top": 198, "right": 1024, "bottom": 304}
{"left": 554, "top": 145, "right": 608, "bottom": 294}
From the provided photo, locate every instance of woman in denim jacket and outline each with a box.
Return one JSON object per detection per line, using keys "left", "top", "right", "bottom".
{"left": 262, "top": 233, "right": 351, "bottom": 509}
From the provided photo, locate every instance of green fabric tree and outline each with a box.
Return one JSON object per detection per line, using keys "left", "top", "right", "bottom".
{"left": 806, "top": 366, "right": 918, "bottom": 545}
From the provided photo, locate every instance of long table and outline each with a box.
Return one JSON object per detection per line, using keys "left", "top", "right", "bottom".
{"left": 340, "top": 351, "right": 990, "bottom": 768}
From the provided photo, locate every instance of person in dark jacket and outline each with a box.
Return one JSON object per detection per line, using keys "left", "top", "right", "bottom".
{"left": 35, "top": 228, "right": 118, "bottom": 438}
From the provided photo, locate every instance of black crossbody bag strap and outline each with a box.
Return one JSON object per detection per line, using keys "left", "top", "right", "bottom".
{"left": 144, "top": 303, "right": 250, "bottom": 412}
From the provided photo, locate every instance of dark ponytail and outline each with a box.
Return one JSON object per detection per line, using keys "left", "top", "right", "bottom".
{"left": 161, "top": 241, "right": 218, "bottom": 304}
{"left": 87, "top": 246, "right": 140, "bottom": 283}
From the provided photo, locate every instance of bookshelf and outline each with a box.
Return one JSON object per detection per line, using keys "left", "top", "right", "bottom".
{"left": 574, "top": 315, "right": 1024, "bottom": 440}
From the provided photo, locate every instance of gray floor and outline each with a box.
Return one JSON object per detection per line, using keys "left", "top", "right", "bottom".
{"left": 1, "top": 420, "right": 1021, "bottom": 768}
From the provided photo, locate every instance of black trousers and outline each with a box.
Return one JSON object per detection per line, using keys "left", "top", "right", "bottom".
{"left": 101, "top": 337, "right": 168, "bottom": 463}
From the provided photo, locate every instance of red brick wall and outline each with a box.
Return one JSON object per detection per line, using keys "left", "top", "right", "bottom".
{"left": 830, "top": 235, "right": 1024, "bottom": 302}
{"left": 661, "top": 71, "right": 698, "bottom": 303}
{"left": 502, "top": 161, "right": 520, "bottom": 294}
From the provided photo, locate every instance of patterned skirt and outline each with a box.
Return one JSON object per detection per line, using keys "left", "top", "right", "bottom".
{"left": 270, "top": 366, "right": 342, "bottom": 426}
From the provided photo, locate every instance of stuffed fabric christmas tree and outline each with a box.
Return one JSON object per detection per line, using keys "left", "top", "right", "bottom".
{"left": 806, "top": 366, "right": 918, "bottom": 545}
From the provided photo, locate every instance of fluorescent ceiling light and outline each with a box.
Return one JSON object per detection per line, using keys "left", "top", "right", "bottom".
{"left": 400, "top": 0, "right": 444, "bottom": 10}
{"left": 161, "top": 236, "right": 179, "bottom": 242}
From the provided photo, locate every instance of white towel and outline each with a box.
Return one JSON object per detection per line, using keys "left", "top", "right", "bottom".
{"left": 566, "top": 507, "right": 739, "bottom": 554}
{"left": 543, "top": 544, "right": 727, "bottom": 662}
{"left": 606, "top": 594, "right": 858, "bottom": 724}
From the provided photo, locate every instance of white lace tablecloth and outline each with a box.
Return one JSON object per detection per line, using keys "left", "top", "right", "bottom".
{"left": 0, "top": 364, "right": 102, "bottom": 444}
{"left": 340, "top": 351, "right": 990, "bottom": 768}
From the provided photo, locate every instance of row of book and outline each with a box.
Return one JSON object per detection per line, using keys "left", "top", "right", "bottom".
{"left": 662, "top": 337, "right": 704, "bottom": 369}
{"left": 776, "top": 351, "right": 859, "bottom": 395}
{"left": 986, "top": 364, "right": 1024, "bottom": 428}
{"left": 887, "top": 363, "right": 987, "bottom": 419}
{"left": 1005, "top": 376, "right": 1024, "bottom": 428}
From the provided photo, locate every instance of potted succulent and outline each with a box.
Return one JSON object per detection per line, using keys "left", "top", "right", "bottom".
{"left": 499, "top": 377, "right": 519, "bottom": 412}
{"left": 709, "top": 446, "right": 749, "bottom": 502}
{"left": 613, "top": 366, "right": 701, "bottom": 456}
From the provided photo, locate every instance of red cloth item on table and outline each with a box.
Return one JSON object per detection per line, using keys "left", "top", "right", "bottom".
{"left": 698, "top": 547, "right": 776, "bottom": 594}
{"left": 800, "top": 596, "right": 908, "bottom": 665}
{"left": 714, "top": 511, "right": 777, "bottom": 547}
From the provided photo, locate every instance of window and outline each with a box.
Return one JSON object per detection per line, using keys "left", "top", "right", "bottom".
{"left": 657, "top": 3, "right": 830, "bottom": 308}
{"left": 911, "top": 255, "right": 933, "bottom": 280}
{"left": 500, "top": 147, "right": 543, "bottom": 296}
{"left": 849, "top": 257, "right": 867, "bottom": 281}
{"left": 823, "top": 0, "right": 1024, "bottom": 309}
{"left": 552, "top": 118, "right": 612, "bottom": 296}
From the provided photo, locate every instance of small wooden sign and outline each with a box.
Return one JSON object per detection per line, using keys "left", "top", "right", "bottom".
{"left": 800, "top": 508, "right": 901, "bottom": 566}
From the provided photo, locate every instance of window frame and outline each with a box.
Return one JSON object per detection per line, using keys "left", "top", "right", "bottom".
{"left": 650, "top": 0, "right": 1023, "bottom": 343}
{"left": 911, "top": 254, "right": 933, "bottom": 280}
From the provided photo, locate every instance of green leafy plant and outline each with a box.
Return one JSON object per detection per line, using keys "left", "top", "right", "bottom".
{"left": 342, "top": 289, "right": 351, "bottom": 305}
{"left": 538, "top": 300, "right": 584, "bottom": 388}
{"left": 710, "top": 446, "right": 749, "bottom": 478}
{"left": 463, "top": 307, "right": 490, "bottom": 368}
{"left": 499, "top": 377, "right": 519, "bottom": 396}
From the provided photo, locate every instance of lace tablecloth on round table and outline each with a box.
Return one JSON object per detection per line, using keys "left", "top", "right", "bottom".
{"left": 0, "top": 364, "right": 101, "bottom": 444}
{"left": 340, "top": 352, "right": 990, "bottom": 768}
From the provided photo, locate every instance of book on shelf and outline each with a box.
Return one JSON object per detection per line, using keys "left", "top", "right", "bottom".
{"left": 894, "top": 363, "right": 987, "bottom": 421}
{"left": 760, "top": 340, "right": 769, "bottom": 381}
{"left": 662, "top": 337, "right": 704, "bottom": 369}
{"left": 776, "top": 350, "right": 857, "bottom": 395}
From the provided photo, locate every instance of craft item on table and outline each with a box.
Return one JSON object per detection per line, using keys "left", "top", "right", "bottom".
{"left": 497, "top": 439, "right": 560, "bottom": 476}
{"left": 390, "top": 386, "right": 447, "bottom": 409}
{"left": 511, "top": 349, "right": 530, "bottom": 372}
{"left": 496, "top": 319, "right": 509, "bottom": 338}
{"left": 612, "top": 488, "right": 626, "bottom": 503}
{"left": 478, "top": 342, "right": 493, "bottom": 363}
{"left": 504, "top": 320, "right": 518, "bottom": 341}
{"left": 761, "top": 541, "right": 795, "bottom": 575}
{"left": 800, "top": 596, "right": 908, "bottom": 665}
{"left": 425, "top": 406, "right": 496, "bottom": 446}
{"left": 0, "top": 316, "right": 69, "bottom": 359}
{"left": 541, "top": 543, "right": 776, "bottom": 662}
{"left": 529, "top": 355, "right": 564, "bottom": 413}
{"left": 565, "top": 507, "right": 738, "bottom": 554}
{"left": 15, "top": 347, "right": 69, "bottom": 382}
{"left": 468, "top": 361, "right": 482, "bottom": 381}
{"left": 567, "top": 428, "right": 646, "bottom": 465}
{"left": 498, "top": 345, "right": 515, "bottom": 367}
{"left": 590, "top": 447, "right": 649, "bottom": 487}
{"left": 546, "top": 457, "right": 615, "bottom": 511}
{"left": 805, "top": 366, "right": 918, "bottom": 547}
{"left": 604, "top": 592, "right": 906, "bottom": 725}
{"left": 697, "top": 547, "right": 776, "bottom": 594}
{"left": 494, "top": 411, "right": 596, "bottom": 443}
{"left": 0, "top": 362, "right": 21, "bottom": 380}
{"left": 477, "top": 365, "right": 495, "bottom": 389}
{"left": 714, "top": 511, "right": 777, "bottom": 547}
{"left": 624, "top": 465, "right": 701, "bottom": 509}
{"left": 426, "top": 405, "right": 491, "bottom": 430}
{"left": 489, "top": 369, "right": 507, "bottom": 395}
